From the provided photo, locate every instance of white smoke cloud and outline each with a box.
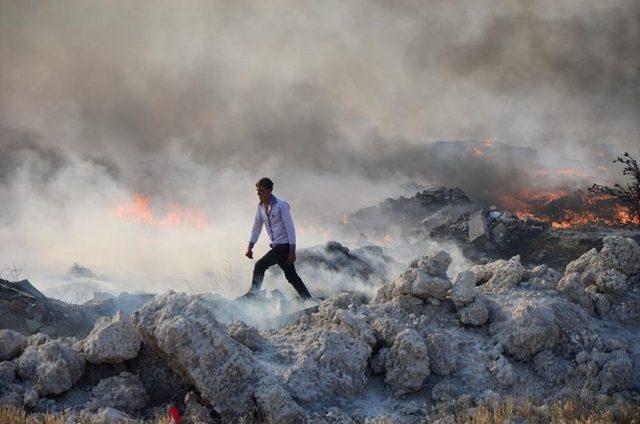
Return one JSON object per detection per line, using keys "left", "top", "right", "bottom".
{"left": 0, "top": 0, "right": 637, "bottom": 300}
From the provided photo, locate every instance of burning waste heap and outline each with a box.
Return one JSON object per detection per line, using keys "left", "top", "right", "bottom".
{"left": 339, "top": 183, "right": 640, "bottom": 269}
{"left": 336, "top": 143, "right": 640, "bottom": 269}
{"left": 0, "top": 236, "right": 639, "bottom": 422}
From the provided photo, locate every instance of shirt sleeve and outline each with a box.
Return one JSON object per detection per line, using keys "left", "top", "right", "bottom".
{"left": 248, "top": 207, "right": 263, "bottom": 249}
{"left": 281, "top": 201, "right": 296, "bottom": 252}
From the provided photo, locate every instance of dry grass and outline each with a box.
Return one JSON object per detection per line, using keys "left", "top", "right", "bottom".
{"left": 2, "top": 397, "right": 639, "bottom": 423}
{"left": 0, "top": 405, "right": 176, "bottom": 424}
{"left": 151, "top": 414, "right": 173, "bottom": 424}
{"left": 0, "top": 405, "right": 65, "bottom": 424}
{"left": 438, "top": 396, "right": 640, "bottom": 424}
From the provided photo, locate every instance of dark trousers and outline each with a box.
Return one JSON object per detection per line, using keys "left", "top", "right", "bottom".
{"left": 251, "top": 244, "right": 312, "bottom": 300}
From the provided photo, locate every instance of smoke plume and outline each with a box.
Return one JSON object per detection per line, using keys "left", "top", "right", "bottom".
{"left": 0, "top": 0, "right": 638, "bottom": 297}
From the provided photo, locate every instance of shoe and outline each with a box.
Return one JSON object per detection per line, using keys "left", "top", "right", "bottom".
{"left": 239, "top": 287, "right": 262, "bottom": 299}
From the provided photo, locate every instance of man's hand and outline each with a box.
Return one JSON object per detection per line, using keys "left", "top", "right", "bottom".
{"left": 245, "top": 249, "right": 253, "bottom": 259}
{"left": 287, "top": 251, "right": 296, "bottom": 264}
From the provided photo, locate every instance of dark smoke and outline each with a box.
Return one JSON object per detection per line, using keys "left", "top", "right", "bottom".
{"left": 0, "top": 1, "right": 638, "bottom": 295}
{"left": 1, "top": 1, "right": 638, "bottom": 193}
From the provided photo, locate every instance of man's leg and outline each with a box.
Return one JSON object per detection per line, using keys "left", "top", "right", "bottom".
{"left": 249, "top": 247, "right": 281, "bottom": 293}
{"left": 277, "top": 256, "right": 312, "bottom": 300}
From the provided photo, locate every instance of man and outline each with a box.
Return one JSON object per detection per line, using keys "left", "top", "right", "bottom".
{"left": 244, "top": 177, "right": 314, "bottom": 301}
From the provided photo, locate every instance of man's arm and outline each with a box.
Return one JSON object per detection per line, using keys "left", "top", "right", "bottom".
{"left": 247, "top": 208, "right": 263, "bottom": 257}
{"left": 281, "top": 201, "right": 296, "bottom": 253}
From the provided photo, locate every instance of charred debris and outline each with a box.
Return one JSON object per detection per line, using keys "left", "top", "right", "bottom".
{"left": 340, "top": 186, "right": 640, "bottom": 269}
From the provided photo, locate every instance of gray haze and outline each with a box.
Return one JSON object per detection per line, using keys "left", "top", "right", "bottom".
{"left": 0, "top": 0, "right": 638, "bottom": 296}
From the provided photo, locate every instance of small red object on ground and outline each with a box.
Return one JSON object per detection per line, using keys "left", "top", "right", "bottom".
{"left": 168, "top": 405, "right": 182, "bottom": 424}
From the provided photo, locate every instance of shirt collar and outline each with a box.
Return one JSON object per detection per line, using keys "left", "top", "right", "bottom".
{"left": 259, "top": 194, "right": 278, "bottom": 206}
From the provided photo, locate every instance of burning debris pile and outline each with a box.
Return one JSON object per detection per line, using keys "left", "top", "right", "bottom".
{"left": 0, "top": 237, "right": 639, "bottom": 422}
{"left": 424, "top": 141, "right": 639, "bottom": 229}
{"left": 341, "top": 185, "right": 639, "bottom": 267}
{"left": 336, "top": 144, "right": 639, "bottom": 268}
{"left": 343, "top": 185, "right": 639, "bottom": 246}
{"left": 431, "top": 205, "right": 639, "bottom": 268}
{"left": 497, "top": 189, "right": 640, "bottom": 229}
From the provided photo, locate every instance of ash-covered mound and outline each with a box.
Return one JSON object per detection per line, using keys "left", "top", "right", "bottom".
{"left": 45, "top": 263, "right": 153, "bottom": 306}
{"left": 1, "top": 236, "right": 639, "bottom": 422}
{"left": 0, "top": 278, "right": 96, "bottom": 338}
{"left": 341, "top": 187, "right": 481, "bottom": 242}
{"left": 0, "top": 278, "right": 153, "bottom": 339}
{"left": 284, "top": 241, "right": 400, "bottom": 296}
{"left": 81, "top": 291, "right": 156, "bottom": 318}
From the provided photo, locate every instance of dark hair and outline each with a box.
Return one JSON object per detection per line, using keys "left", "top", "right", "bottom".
{"left": 256, "top": 177, "right": 274, "bottom": 190}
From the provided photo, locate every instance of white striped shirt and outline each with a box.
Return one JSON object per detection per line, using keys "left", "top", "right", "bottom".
{"left": 248, "top": 195, "right": 296, "bottom": 252}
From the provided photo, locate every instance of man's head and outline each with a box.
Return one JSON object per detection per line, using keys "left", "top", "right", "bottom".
{"left": 255, "top": 177, "right": 273, "bottom": 203}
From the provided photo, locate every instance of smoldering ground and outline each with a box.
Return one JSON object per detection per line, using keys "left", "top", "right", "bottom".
{"left": 0, "top": 0, "right": 638, "bottom": 299}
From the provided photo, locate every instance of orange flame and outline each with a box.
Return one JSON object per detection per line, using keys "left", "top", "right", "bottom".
{"left": 114, "top": 194, "right": 207, "bottom": 229}
{"left": 550, "top": 210, "right": 601, "bottom": 228}
{"left": 498, "top": 189, "right": 638, "bottom": 228}
{"left": 614, "top": 204, "right": 640, "bottom": 225}
{"left": 373, "top": 234, "right": 395, "bottom": 246}
{"left": 498, "top": 189, "right": 568, "bottom": 218}
{"left": 467, "top": 146, "right": 486, "bottom": 157}
{"left": 532, "top": 168, "right": 591, "bottom": 178}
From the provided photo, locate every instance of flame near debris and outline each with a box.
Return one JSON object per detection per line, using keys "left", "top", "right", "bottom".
{"left": 497, "top": 189, "right": 639, "bottom": 228}
{"left": 532, "top": 168, "right": 592, "bottom": 179}
{"left": 113, "top": 194, "right": 208, "bottom": 229}
{"left": 459, "top": 143, "right": 639, "bottom": 228}
{"left": 466, "top": 140, "right": 495, "bottom": 158}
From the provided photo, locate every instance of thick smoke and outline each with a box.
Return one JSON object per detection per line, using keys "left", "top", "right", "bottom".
{"left": 0, "top": 0, "right": 638, "bottom": 297}
{"left": 1, "top": 1, "right": 638, "bottom": 172}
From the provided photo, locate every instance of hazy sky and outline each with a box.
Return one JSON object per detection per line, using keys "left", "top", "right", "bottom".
{"left": 0, "top": 0, "right": 638, "bottom": 296}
